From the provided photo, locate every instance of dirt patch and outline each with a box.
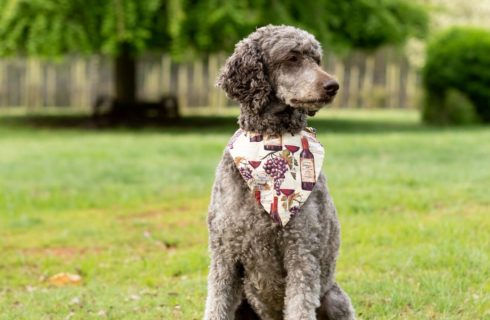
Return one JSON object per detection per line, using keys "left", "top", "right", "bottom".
{"left": 128, "top": 210, "right": 163, "bottom": 219}
{"left": 117, "top": 206, "right": 191, "bottom": 221}
{"left": 21, "top": 247, "right": 104, "bottom": 257}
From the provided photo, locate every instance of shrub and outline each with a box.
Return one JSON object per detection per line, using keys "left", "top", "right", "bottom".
{"left": 423, "top": 89, "right": 478, "bottom": 125}
{"left": 422, "top": 27, "right": 490, "bottom": 124}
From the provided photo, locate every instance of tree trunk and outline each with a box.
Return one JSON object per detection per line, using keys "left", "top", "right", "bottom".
{"left": 91, "top": 43, "right": 180, "bottom": 124}
{"left": 114, "top": 44, "right": 136, "bottom": 104}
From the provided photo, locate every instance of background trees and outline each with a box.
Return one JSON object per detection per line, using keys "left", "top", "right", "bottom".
{"left": 0, "top": 0, "right": 428, "bottom": 112}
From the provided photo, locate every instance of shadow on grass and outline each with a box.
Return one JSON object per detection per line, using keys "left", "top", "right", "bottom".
{"left": 0, "top": 113, "right": 484, "bottom": 135}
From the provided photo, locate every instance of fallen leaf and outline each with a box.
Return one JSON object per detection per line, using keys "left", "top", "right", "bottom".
{"left": 64, "top": 312, "right": 75, "bottom": 320}
{"left": 46, "top": 273, "right": 82, "bottom": 286}
{"left": 129, "top": 294, "right": 141, "bottom": 301}
{"left": 25, "top": 285, "right": 37, "bottom": 293}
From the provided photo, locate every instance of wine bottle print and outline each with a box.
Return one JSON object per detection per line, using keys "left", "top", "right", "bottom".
{"left": 300, "top": 136, "right": 316, "bottom": 191}
{"left": 270, "top": 196, "right": 281, "bottom": 224}
{"left": 264, "top": 134, "right": 282, "bottom": 151}
{"left": 254, "top": 189, "right": 261, "bottom": 204}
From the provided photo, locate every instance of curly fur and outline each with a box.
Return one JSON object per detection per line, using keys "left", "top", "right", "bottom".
{"left": 205, "top": 25, "right": 355, "bottom": 320}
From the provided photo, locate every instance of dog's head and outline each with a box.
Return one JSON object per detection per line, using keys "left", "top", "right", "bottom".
{"left": 217, "top": 25, "right": 339, "bottom": 116}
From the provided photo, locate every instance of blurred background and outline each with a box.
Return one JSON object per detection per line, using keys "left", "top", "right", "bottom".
{"left": 0, "top": 1, "right": 489, "bottom": 319}
{"left": 0, "top": 0, "right": 487, "bottom": 116}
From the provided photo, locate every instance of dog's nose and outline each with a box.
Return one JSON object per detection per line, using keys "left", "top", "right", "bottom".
{"left": 324, "top": 80, "right": 340, "bottom": 95}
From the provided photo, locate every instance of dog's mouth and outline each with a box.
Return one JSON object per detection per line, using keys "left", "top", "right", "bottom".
{"left": 290, "top": 95, "right": 334, "bottom": 106}
{"left": 288, "top": 95, "right": 336, "bottom": 116}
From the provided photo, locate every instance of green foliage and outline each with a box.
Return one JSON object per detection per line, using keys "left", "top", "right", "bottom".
{"left": 0, "top": 0, "right": 428, "bottom": 58}
{"left": 0, "top": 0, "right": 99, "bottom": 56}
{"left": 423, "top": 27, "right": 490, "bottom": 124}
{"left": 0, "top": 0, "right": 171, "bottom": 56}
{"left": 99, "top": 0, "right": 166, "bottom": 54}
{"left": 320, "top": 0, "right": 428, "bottom": 51}
{"left": 423, "top": 89, "right": 479, "bottom": 125}
{"left": 176, "top": 0, "right": 428, "bottom": 56}
{"left": 167, "top": 0, "right": 264, "bottom": 57}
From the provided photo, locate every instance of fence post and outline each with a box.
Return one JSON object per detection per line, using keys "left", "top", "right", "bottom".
{"left": 192, "top": 59, "right": 204, "bottom": 107}
{"left": 217, "top": 53, "right": 228, "bottom": 112}
{"left": 79, "top": 58, "right": 88, "bottom": 109}
{"left": 333, "top": 56, "right": 345, "bottom": 108}
{"left": 406, "top": 66, "right": 418, "bottom": 109}
{"left": 386, "top": 51, "right": 401, "bottom": 108}
{"left": 26, "top": 58, "right": 40, "bottom": 110}
{"left": 0, "top": 60, "right": 5, "bottom": 107}
{"left": 145, "top": 57, "right": 160, "bottom": 101}
{"left": 208, "top": 54, "right": 219, "bottom": 112}
{"left": 161, "top": 55, "right": 171, "bottom": 95}
{"left": 349, "top": 54, "right": 360, "bottom": 108}
{"left": 362, "top": 55, "right": 375, "bottom": 108}
{"left": 177, "top": 63, "right": 189, "bottom": 113}
{"left": 45, "top": 63, "right": 56, "bottom": 107}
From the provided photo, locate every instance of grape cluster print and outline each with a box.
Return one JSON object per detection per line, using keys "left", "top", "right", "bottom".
{"left": 239, "top": 166, "right": 253, "bottom": 181}
{"left": 263, "top": 157, "right": 288, "bottom": 195}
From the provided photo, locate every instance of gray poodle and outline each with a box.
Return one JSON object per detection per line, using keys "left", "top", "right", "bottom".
{"left": 204, "top": 25, "right": 355, "bottom": 320}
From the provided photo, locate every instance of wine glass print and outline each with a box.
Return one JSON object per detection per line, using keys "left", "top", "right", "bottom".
{"left": 285, "top": 145, "right": 300, "bottom": 154}
{"left": 248, "top": 160, "right": 261, "bottom": 169}
{"left": 280, "top": 188, "right": 295, "bottom": 197}
{"left": 280, "top": 188, "right": 295, "bottom": 210}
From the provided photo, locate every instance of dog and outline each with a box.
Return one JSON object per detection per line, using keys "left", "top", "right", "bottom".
{"left": 204, "top": 25, "right": 355, "bottom": 320}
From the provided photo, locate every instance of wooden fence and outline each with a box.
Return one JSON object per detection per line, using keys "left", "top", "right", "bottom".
{"left": 0, "top": 48, "right": 421, "bottom": 112}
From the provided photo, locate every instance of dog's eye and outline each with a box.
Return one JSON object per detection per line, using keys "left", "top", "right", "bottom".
{"left": 287, "top": 56, "right": 299, "bottom": 63}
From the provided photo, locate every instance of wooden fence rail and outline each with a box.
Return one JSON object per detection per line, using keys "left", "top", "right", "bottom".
{"left": 0, "top": 49, "right": 421, "bottom": 112}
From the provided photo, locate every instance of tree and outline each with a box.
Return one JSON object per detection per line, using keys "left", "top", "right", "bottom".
{"left": 0, "top": 0, "right": 172, "bottom": 108}
{"left": 0, "top": 0, "right": 428, "bottom": 117}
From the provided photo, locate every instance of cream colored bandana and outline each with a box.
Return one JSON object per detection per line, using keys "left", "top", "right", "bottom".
{"left": 227, "top": 128, "right": 325, "bottom": 226}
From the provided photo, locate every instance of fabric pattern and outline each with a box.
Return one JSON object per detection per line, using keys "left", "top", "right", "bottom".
{"left": 227, "top": 128, "right": 324, "bottom": 225}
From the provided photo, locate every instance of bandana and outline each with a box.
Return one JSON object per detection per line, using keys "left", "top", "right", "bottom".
{"left": 227, "top": 128, "right": 324, "bottom": 226}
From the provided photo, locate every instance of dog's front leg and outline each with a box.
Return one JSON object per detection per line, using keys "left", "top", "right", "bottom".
{"left": 283, "top": 228, "right": 322, "bottom": 320}
{"left": 204, "top": 250, "right": 242, "bottom": 320}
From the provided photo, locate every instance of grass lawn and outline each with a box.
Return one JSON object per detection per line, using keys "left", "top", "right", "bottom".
{"left": 0, "top": 109, "right": 489, "bottom": 319}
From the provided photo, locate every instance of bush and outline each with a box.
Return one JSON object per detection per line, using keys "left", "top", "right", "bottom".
{"left": 423, "top": 89, "right": 478, "bottom": 125}
{"left": 422, "top": 27, "right": 490, "bottom": 124}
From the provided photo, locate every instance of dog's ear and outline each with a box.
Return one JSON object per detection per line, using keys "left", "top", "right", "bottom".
{"left": 216, "top": 39, "right": 272, "bottom": 113}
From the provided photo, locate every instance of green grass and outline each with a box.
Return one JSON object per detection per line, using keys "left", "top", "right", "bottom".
{"left": 0, "top": 109, "right": 489, "bottom": 319}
